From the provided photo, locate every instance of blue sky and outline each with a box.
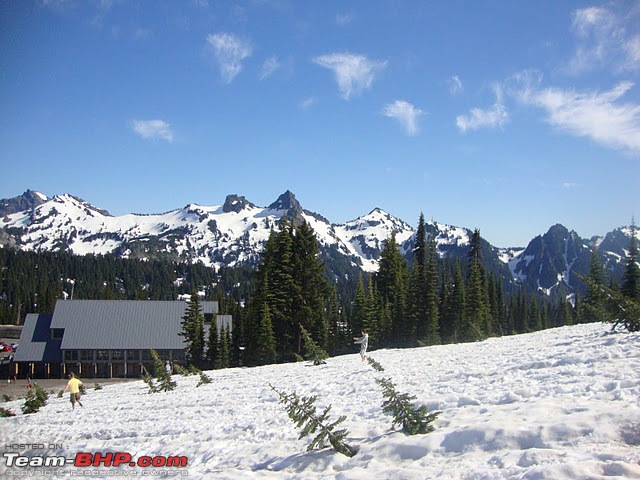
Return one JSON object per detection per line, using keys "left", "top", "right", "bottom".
{"left": 1, "top": 0, "right": 639, "bottom": 248}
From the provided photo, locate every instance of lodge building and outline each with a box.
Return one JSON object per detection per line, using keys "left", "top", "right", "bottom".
{"left": 13, "top": 300, "right": 231, "bottom": 379}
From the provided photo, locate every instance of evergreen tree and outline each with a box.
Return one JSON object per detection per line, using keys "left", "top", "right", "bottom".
{"left": 326, "top": 285, "right": 347, "bottom": 355}
{"left": 582, "top": 276, "right": 640, "bottom": 332}
{"left": 621, "top": 219, "right": 640, "bottom": 300}
{"left": 206, "top": 317, "right": 219, "bottom": 369}
{"left": 464, "top": 229, "right": 490, "bottom": 341}
{"left": 350, "top": 274, "right": 368, "bottom": 338}
{"left": 292, "top": 221, "right": 329, "bottom": 354}
{"left": 366, "top": 356, "right": 385, "bottom": 372}
{"left": 270, "top": 385, "right": 358, "bottom": 457}
{"left": 375, "top": 377, "right": 440, "bottom": 435}
{"left": 561, "top": 299, "right": 575, "bottom": 326}
{"left": 151, "top": 349, "right": 177, "bottom": 392}
{"left": 406, "top": 214, "right": 427, "bottom": 345}
{"left": 366, "top": 276, "right": 384, "bottom": 345}
{"left": 22, "top": 384, "right": 49, "bottom": 414}
{"left": 247, "top": 218, "right": 329, "bottom": 363}
{"left": 230, "top": 298, "right": 244, "bottom": 367}
{"left": 376, "top": 233, "right": 408, "bottom": 346}
{"left": 180, "top": 293, "right": 205, "bottom": 368}
{"left": 300, "top": 324, "right": 329, "bottom": 365}
{"left": 215, "top": 324, "right": 230, "bottom": 369}
{"left": 581, "top": 249, "right": 608, "bottom": 323}
{"left": 197, "top": 370, "right": 213, "bottom": 387}
{"left": 440, "top": 261, "right": 466, "bottom": 343}
{"left": 529, "top": 294, "right": 541, "bottom": 331}
{"left": 423, "top": 236, "right": 440, "bottom": 345}
{"left": 255, "top": 301, "right": 277, "bottom": 365}
{"left": 514, "top": 289, "right": 528, "bottom": 333}
{"left": 270, "top": 218, "right": 297, "bottom": 359}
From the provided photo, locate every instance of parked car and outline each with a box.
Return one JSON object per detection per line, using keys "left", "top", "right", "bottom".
{"left": 2, "top": 345, "right": 12, "bottom": 352}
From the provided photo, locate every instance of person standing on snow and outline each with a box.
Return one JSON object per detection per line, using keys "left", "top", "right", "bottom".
{"left": 354, "top": 330, "right": 369, "bottom": 361}
{"left": 63, "top": 373, "right": 83, "bottom": 410}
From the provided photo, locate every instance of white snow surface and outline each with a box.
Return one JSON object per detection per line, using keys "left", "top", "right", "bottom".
{"left": 2, "top": 323, "right": 640, "bottom": 479}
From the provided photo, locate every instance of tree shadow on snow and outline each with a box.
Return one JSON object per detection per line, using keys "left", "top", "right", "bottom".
{"left": 252, "top": 448, "right": 337, "bottom": 473}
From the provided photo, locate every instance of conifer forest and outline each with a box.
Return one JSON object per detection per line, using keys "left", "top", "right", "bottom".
{"left": 1, "top": 215, "right": 638, "bottom": 368}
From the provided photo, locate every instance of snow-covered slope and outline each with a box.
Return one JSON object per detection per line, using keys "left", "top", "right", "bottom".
{"left": 1, "top": 190, "right": 636, "bottom": 290}
{"left": 2, "top": 323, "right": 639, "bottom": 479}
{"left": 0, "top": 191, "right": 468, "bottom": 273}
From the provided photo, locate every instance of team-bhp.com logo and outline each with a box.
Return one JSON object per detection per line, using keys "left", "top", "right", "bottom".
{"left": 3, "top": 451, "right": 188, "bottom": 476}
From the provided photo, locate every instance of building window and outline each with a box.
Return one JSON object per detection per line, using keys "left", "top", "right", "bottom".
{"left": 111, "top": 350, "right": 124, "bottom": 361}
{"left": 64, "top": 350, "right": 78, "bottom": 361}
{"left": 96, "top": 350, "right": 109, "bottom": 361}
{"left": 80, "top": 350, "right": 93, "bottom": 362}
{"left": 173, "top": 350, "right": 185, "bottom": 361}
{"left": 156, "top": 350, "right": 170, "bottom": 359}
{"left": 127, "top": 350, "right": 139, "bottom": 362}
{"left": 141, "top": 350, "right": 152, "bottom": 361}
{"left": 52, "top": 329, "right": 64, "bottom": 340}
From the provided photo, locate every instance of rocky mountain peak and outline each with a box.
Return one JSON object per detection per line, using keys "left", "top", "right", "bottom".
{"left": 0, "top": 189, "right": 48, "bottom": 217}
{"left": 268, "top": 190, "right": 305, "bottom": 224}
{"left": 223, "top": 194, "right": 256, "bottom": 213}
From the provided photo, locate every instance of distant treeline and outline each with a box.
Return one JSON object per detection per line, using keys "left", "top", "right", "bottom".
{"left": 4, "top": 214, "right": 637, "bottom": 365}
{"left": 0, "top": 247, "right": 251, "bottom": 324}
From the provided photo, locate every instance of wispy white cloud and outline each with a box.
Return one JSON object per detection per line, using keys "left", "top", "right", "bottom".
{"left": 336, "top": 12, "right": 354, "bottom": 26}
{"left": 382, "top": 100, "right": 424, "bottom": 136}
{"left": 562, "top": 182, "right": 582, "bottom": 189}
{"left": 509, "top": 71, "right": 640, "bottom": 153}
{"left": 206, "top": 33, "right": 252, "bottom": 84}
{"left": 259, "top": 56, "right": 280, "bottom": 80}
{"left": 41, "top": 0, "right": 71, "bottom": 7}
{"left": 449, "top": 75, "right": 463, "bottom": 95}
{"left": 131, "top": 119, "right": 174, "bottom": 143}
{"left": 532, "top": 82, "right": 640, "bottom": 153}
{"left": 299, "top": 97, "right": 316, "bottom": 110}
{"left": 456, "top": 86, "right": 508, "bottom": 132}
{"left": 312, "top": 53, "right": 387, "bottom": 100}
{"left": 567, "top": 6, "right": 639, "bottom": 73}
{"left": 626, "top": 34, "right": 640, "bottom": 66}
{"left": 134, "top": 27, "right": 151, "bottom": 40}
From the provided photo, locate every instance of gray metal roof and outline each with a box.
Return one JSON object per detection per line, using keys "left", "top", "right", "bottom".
{"left": 51, "top": 300, "right": 219, "bottom": 350}
{"left": 14, "top": 313, "right": 62, "bottom": 363}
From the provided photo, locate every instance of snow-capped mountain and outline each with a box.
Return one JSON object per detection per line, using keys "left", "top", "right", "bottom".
{"left": 0, "top": 190, "right": 636, "bottom": 296}
{"left": 0, "top": 190, "right": 411, "bottom": 274}
{"left": 507, "top": 224, "right": 592, "bottom": 297}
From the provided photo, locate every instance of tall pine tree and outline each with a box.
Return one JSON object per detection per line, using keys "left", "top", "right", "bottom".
{"left": 180, "top": 293, "right": 205, "bottom": 368}
{"left": 292, "top": 220, "right": 329, "bottom": 354}
{"left": 621, "top": 219, "right": 640, "bottom": 300}
{"left": 406, "top": 214, "right": 427, "bottom": 345}
{"left": 464, "top": 229, "right": 490, "bottom": 341}
{"left": 376, "top": 233, "right": 408, "bottom": 346}
{"left": 581, "top": 248, "right": 608, "bottom": 323}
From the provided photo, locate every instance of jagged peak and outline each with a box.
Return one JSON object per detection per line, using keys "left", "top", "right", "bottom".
{"left": 266, "top": 190, "right": 307, "bottom": 226}
{"left": 223, "top": 194, "right": 256, "bottom": 213}
{"left": 0, "top": 189, "right": 49, "bottom": 217}
{"left": 545, "top": 223, "right": 570, "bottom": 236}
{"left": 268, "top": 190, "right": 301, "bottom": 212}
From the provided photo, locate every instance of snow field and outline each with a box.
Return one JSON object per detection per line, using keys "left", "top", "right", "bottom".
{"left": 1, "top": 323, "right": 639, "bottom": 479}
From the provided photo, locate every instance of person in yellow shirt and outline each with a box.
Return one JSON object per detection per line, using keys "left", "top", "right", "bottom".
{"left": 63, "top": 373, "right": 83, "bottom": 409}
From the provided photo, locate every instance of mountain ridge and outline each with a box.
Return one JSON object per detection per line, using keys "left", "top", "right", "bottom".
{"left": 0, "top": 189, "right": 635, "bottom": 298}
